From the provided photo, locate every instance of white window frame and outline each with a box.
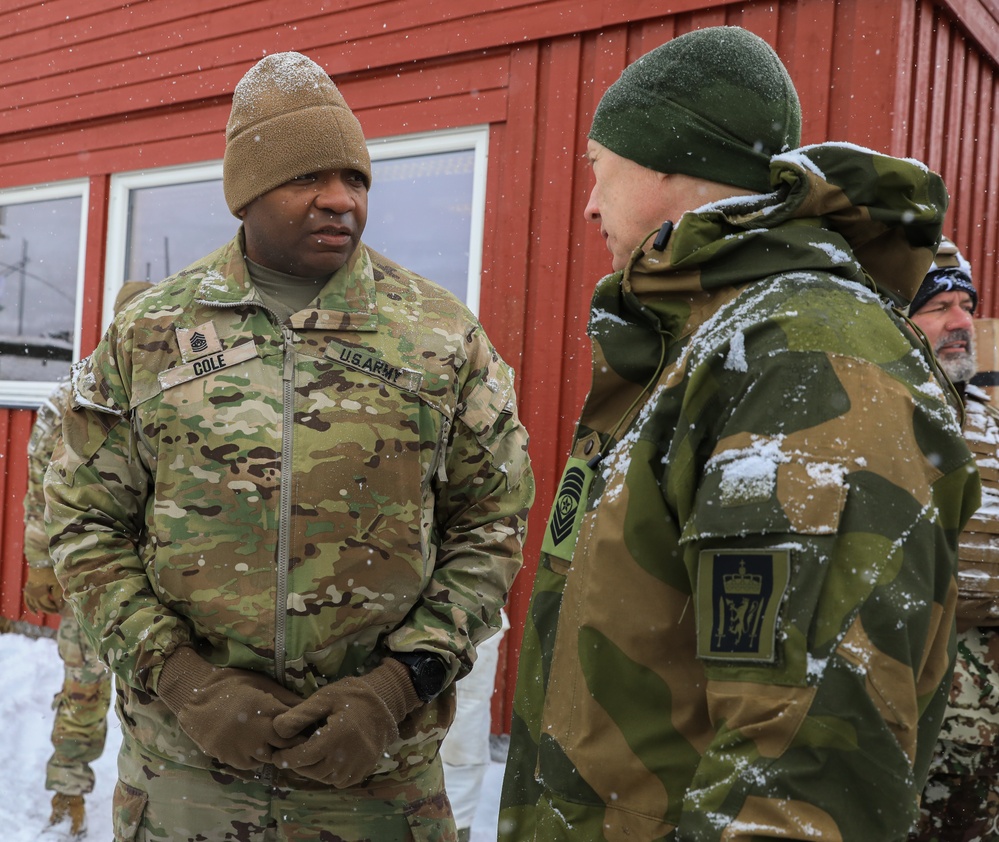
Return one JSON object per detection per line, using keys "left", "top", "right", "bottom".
{"left": 103, "top": 160, "right": 224, "bottom": 330}
{"left": 0, "top": 179, "right": 89, "bottom": 409}
{"left": 366, "top": 125, "right": 489, "bottom": 315}
{"left": 102, "top": 125, "right": 490, "bottom": 326}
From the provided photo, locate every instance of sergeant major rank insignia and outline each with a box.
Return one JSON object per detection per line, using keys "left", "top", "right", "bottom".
{"left": 159, "top": 321, "right": 258, "bottom": 391}
{"left": 540, "top": 457, "right": 595, "bottom": 563}
{"left": 696, "top": 550, "right": 790, "bottom": 663}
{"left": 189, "top": 331, "right": 209, "bottom": 353}
{"left": 176, "top": 322, "right": 223, "bottom": 362}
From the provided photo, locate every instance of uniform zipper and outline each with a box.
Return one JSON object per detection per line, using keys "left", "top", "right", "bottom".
{"left": 275, "top": 325, "right": 295, "bottom": 683}
{"left": 196, "top": 296, "right": 295, "bottom": 682}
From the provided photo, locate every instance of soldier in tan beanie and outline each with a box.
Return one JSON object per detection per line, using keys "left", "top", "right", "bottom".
{"left": 45, "top": 51, "right": 533, "bottom": 842}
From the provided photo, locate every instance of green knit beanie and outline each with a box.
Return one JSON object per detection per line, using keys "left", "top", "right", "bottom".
{"left": 223, "top": 52, "right": 372, "bottom": 216}
{"left": 589, "top": 26, "right": 801, "bottom": 193}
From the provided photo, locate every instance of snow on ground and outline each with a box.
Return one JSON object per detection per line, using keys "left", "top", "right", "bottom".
{"left": 0, "top": 630, "right": 504, "bottom": 841}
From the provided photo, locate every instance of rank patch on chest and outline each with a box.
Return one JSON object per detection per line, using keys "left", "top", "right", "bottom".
{"left": 696, "top": 550, "right": 790, "bottom": 663}
{"left": 540, "top": 457, "right": 595, "bottom": 563}
{"left": 176, "top": 322, "right": 223, "bottom": 363}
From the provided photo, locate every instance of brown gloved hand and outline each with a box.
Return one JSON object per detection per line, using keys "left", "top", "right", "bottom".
{"left": 271, "top": 658, "right": 421, "bottom": 788}
{"left": 23, "top": 566, "right": 64, "bottom": 614}
{"left": 157, "top": 646, "right": 303, "bottom": 771}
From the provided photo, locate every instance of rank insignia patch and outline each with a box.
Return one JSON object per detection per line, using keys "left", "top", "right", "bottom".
{"left": 177, "top": 322, "right": 223, "bottom": 362}
{"left": 540, "top": 457, "right": 595, "bottom": 563}
{"left": 696, "top": 550, "right": 790, "bottom": 662}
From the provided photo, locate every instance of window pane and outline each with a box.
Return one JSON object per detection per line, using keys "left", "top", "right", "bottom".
{"left": 365, "top": 150, "right": 475, "bottom": 302}
{"left": 125, "top": 181, "right": 236, "bottom": 281}
{"left": 0, "top": 196, "right": 81, "bottom": 382}
{"left": 116, "top": 145, "right": 479, "bottom": 308}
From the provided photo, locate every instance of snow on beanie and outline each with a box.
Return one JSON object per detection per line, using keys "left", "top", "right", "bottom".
{"left": 908, "top": 237, "right": 977, "bottom": 316}
{"left": 589, "top": 26, "right": 801, "bottom": 193}
{"left": 223, "top": 51, "right": 371, "bottom": 216}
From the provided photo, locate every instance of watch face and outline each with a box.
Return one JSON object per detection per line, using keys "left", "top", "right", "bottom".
{"left": 414, "top": 655, "right": 447, "bottom": 701}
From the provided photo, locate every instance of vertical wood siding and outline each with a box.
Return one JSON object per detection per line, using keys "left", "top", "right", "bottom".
{"left": 896, "top": 1, "right": 999, "bottom": 315}
{"left": 2, "top": 0, "right": 997, "bottom": 727}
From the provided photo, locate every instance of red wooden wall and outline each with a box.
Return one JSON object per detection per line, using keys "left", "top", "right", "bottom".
{"left": 2, "top": 0, "right": 998, "bottom": 727}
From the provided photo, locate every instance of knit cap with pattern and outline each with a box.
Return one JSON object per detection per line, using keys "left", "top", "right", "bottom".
{"left": 589, "top": 26, "right": 801, "bottom": 193}
{"left": 223, "top": 51, "right": 371, "bottom": 216}
{"left": 908, "top": 236, "right": 977, "bottom": 316}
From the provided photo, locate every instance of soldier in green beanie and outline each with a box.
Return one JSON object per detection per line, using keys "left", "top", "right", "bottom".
{"left": 46, "top": 51, "right": 534, "bottom": 841}
{"left": 500, "top": 25, "right": 978, "bottom": 841}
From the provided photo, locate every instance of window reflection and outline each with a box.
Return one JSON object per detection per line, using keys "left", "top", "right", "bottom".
{"left": 125, "top": 181, "right": 236, "bottom": 282}
{"left": 365, "top": 149, "right": 475, "bottom": 303}
{"left": 0, "top": 196, "right": 82, "bottom": 382}
{"left": 113, "top": 134, "right": 483, "bottom": 312}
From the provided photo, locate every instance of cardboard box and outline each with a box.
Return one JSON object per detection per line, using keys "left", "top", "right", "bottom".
{"left": 973, "top": 318, "right": 999, "bottom": 403}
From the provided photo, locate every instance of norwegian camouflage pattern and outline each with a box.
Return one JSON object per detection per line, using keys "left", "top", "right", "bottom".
{"left": 500, "top": 143, "right": 979, "bottom": 841}
{"left": 45, "top": 233, "right": 533, "bottom": 792}
{"left": 24, "top": 377, "right": 113, "bottom": 796}
{"left": 912, "top": 386, "right": 999, "bottom": 840}
{"left": 112, "top": 733, "right": 457, "bottom": 842}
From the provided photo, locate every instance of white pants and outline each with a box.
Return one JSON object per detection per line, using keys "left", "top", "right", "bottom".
{"left": 441, "top": 610, "right": 508, "bottom": 830}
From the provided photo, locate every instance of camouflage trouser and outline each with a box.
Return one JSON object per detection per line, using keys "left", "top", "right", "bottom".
{"left": 47, "top": 602, "right": 112, "bottom": 796}
{"left": 113, "top": 732, "right": 457, "bottom": 842}
{"left": 910, "top": 742, "right": 999, "bottom": 841}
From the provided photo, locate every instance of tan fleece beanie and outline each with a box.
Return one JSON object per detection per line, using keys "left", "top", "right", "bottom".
{"left": 223, "top": 51, "right": 372, "bottom": 216}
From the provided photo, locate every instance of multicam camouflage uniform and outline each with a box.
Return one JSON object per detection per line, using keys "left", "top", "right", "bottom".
{"left": 499, "top": 144, "right": 980, "bottom": 842}
{"left": 911, "top": 384, "right": 999, "bottom": 842}
{"left": 45, "top": 234, "right": 533, "bottom": 841}
{"left": 23, "top": 377, "right": 112, "bottom": 798}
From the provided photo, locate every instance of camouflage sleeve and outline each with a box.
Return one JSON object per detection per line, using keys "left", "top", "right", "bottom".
{"left": 386, "top": 326, "right": 534, "bottom": 677}
{"left": 673, "top": 312, "right": 977, "bottom": 839}
{"left": 23, "top": 380, "right": 73, "bottom": 567}
{"left": 45, "top": 327, "right": 192, "bottom": 692}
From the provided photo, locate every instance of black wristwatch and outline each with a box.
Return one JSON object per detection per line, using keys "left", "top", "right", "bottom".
{"left": 393, "top": 651, "right": 448, "bottom": 703}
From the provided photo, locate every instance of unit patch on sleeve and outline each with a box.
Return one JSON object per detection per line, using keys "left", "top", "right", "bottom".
{"left": 696, "top": 550, "right": 790, "bottom": 663}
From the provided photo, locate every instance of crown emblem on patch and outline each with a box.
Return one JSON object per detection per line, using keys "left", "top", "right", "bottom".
{"left": 723, "top": 562, "right": 763, "bottom": 595}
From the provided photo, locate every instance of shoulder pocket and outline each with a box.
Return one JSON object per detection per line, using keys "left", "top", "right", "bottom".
{"left": 59, "top": 360, "right": 126, "bottom": 487}
{"left": 459, "top": 360, "right": 529, "bottom": 489}
{"left": 682, "top": 435, "right": 849, "bottom": 544}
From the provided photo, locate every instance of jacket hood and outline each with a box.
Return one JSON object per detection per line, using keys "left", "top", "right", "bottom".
{"left": 587, "top": 143, "right": 947, "bottom": 389}
{"left": 630, "top": 142, "right": 947, "bottom": 308}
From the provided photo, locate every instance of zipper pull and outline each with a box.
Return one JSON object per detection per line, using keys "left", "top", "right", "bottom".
{"left": 281, "top": 327, "right": 295, "bottom": 382}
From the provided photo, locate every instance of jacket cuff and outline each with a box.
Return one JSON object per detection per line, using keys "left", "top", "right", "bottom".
{"left": 363, "top": 659, "right": 422, "bottom": 722}
{"left": 155, "top": 645, "right": 214, "bottom": 712}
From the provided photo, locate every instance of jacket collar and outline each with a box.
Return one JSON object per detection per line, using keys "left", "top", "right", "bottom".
{"left": 194, "top": 230, "right": 380, "bottom": 332}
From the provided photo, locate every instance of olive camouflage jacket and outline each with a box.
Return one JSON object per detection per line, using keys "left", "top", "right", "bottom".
{"left": 500, "top": 143, "right": 979, "bottom": 841}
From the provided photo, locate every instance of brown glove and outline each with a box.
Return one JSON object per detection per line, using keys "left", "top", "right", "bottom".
{"left": 157, "top": 646, "right": 303, "bottom": 771}
{"left": 23, "top": 566, "right": 64, "bottom": 614}
{"left": 271, "top": 658, "right": 421, "bottom": 788}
